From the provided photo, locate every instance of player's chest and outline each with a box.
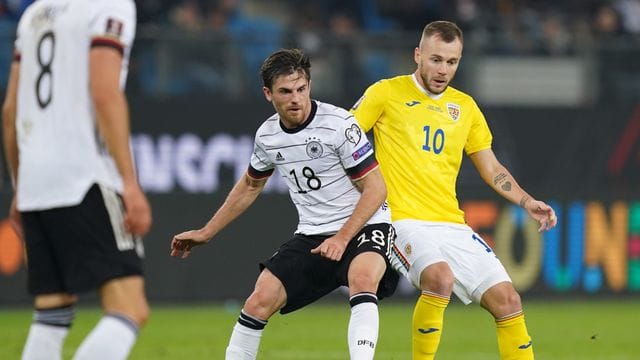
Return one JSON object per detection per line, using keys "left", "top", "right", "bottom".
{"left": 260, "top": 132, "right": 337, "bottom": 165}
{"left": 386, "top": 98, "right": 470, "bottom": 143}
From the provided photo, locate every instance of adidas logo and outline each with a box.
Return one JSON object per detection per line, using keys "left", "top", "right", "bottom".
{"left": 275, "top": 152, "right": 285, "bottom": 161}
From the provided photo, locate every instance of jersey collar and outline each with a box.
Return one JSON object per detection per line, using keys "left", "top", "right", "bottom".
{"left": 279, "top": 100, "right": 318, "bottom": 134}
{"left": 412, "top": 73, "right": 445, "bottom": 100}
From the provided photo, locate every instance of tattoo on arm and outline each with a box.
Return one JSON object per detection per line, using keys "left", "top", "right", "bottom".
{"left": 493, "top": 173, "right": 511, "bottom": 191}
{"left": 493, "top": 173, "right": 507, "bottom": 186}
{"left": 519, "top": 195, "right": 530, "bottom": 208}
{"left": 501, "top": 181, "right": 512, "bottom": 191}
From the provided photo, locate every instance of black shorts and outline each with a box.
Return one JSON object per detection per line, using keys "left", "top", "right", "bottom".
{"left": 21, "top": 184, "right": 144, "bottom": 295}
{"left": 260, "top": 223, "right": 399, "bottom": 314}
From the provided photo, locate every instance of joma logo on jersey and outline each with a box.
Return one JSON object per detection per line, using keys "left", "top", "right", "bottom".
{"left": 446, "top": 103, "right": 461, "bottom": 121}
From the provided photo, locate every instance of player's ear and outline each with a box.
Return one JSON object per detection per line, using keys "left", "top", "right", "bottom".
{"left": 414, "top": 47, "right": 421, "bottom": 65}
{"left": 262, "top": 86, "right": 272, "bottom": 102}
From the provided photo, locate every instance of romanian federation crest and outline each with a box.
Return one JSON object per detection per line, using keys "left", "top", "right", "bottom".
{"left": 306, "top": 137, "right": 323, "bottom": 159}
{"left": 446, "top": 103, "right": 461, "bottom": 121}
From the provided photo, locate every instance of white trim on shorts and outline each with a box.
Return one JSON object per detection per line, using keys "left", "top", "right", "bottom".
{"left": 391, "top": 219, "right": 511, "bottom": 304}
{"left": 98, "top": 184, "right": 144, "bottom": 258}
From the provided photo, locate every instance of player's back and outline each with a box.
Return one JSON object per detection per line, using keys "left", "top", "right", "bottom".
{"left": 15, "top": 0, "right": 136, "bottom": 211}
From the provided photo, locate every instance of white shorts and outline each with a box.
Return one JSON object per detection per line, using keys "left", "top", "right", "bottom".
{"left": 390, "top": 219, "right": 511, "bottom": 304}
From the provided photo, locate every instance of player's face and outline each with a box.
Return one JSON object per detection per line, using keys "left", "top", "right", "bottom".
{"left": 414, "top": 35, "right": 462, "bottom": 94}
{"left": 263, "top": 71, "right": 312, "bottom": 128}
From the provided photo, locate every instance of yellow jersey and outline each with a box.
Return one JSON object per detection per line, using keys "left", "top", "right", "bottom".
{"left": 351, "top": 74, "right": 492, "bottom": 224}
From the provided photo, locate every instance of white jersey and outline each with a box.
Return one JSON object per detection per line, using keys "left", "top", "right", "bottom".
{"left": 14, "top": 0, "right": 136, "bottom": 211}
{"left": 249, "top": 100, "right": 391, "bottom": 235}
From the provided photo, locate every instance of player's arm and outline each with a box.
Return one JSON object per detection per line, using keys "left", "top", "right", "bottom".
{"left": 311, "top": 166, "right": 387, "bottom": 261}
{"left": 171, "top": 172, "right": 268, "bottom": 259}
{"left": 90, "top": 44, "right": 152, "bottom": 236}
{"left": 469, "top": 148, "right": 557, "bottom": 231}
{"left": 2, "top": 59, "right": 19, "bottom": 187}
{"left": 2, "top": 58, "right": 22, "bottom": 237}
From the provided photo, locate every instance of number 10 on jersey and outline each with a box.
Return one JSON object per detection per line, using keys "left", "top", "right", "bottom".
{"left": 422, "top": 125, "right": 445, "bottom": 154}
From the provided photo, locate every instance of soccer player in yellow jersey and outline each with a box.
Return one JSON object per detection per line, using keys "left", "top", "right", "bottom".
{"left": 351, "top": 21, "right": 557, "bottom": 359}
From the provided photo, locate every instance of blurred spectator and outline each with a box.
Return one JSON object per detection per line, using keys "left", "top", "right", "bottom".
{"left": 538, "top": 13, "right": 574, "bottom": 55}
{"left": 2, "top": 0, "right": 639, "bottom": 97}
{"left": 613, "top": 0, "right": 640, "bottom": 34}
{"left": 592, "top": 3, "right": 623, "bottom": 40}
{"left": 136, "top": 0, "right": 175, "bottom": 25}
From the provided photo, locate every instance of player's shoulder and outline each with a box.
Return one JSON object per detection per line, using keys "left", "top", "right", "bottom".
{"left": 255, "top": 112, "right": 280, "bottom": 135}
{"left": 314, "top": 100, "right": 353, "bottom": 121}
{"left": 18, "top": 0, "right": 42, "bottom": 24}
{"left": 443, "top": 86, "right": 479, "bottom": 107}
{"left": 366, "top": 74, "right": 411, "bottom": 92}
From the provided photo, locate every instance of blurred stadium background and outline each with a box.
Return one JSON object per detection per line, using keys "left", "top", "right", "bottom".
{"left": 0, "top": 0, "right": 639, "bottom": 358}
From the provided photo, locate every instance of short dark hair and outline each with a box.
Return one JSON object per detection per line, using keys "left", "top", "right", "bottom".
{"left": 260, "top": 49, "right": 311, "bottom": 89}
{"left": 422, "top": 21, "right": 463, "bottom": 44}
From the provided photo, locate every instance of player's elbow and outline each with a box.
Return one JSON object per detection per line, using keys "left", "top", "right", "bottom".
{"left": 91, "top": 86, "right": 122, "bottom": 111}
{"left": 365, "top": 180, "right": 387, "bottom": 207}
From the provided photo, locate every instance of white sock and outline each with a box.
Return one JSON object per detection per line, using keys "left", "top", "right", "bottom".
{"left": 22, "top": 323, "right": 69, "bottom": 360}
{"left": 225, "top": 311, "right": 267, "bottom": 360}
{"left": 72, "top": 314, "right": 138, "bottom": 360}
{"left": 348, "top": 294, "right": 379, "bottom": 360}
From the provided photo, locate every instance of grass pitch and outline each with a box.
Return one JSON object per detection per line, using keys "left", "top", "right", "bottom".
{"left": 1, "top": 299, "right": 638, "bottom": 359}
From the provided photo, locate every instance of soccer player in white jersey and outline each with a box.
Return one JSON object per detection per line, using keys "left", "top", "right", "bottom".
{"left": 351, "top": 21, "right": 557, "bottom": 359}
{"left": 171, "top": 48, "right": 399, "bottom": 360}
{"left": 2, "top": 1, "right": 151, "bottom": 359}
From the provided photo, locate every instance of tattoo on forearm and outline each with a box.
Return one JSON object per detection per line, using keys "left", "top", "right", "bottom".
{"left": 493, "top": 173, "right": 507, "bottom": 186}
{"left": 493, "top": 173, "right": 512, "bottom": 191}
{"left": 501, "top": 181, "right": 512, "bottom": 191}
{"left": 520, "top": 195, "right": 530, "bottom": 208}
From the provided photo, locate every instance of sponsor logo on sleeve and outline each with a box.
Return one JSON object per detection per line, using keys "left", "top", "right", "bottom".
{"left": 105, "top": 18, "right": 124, "bottom": 38}
{"left": 352, "top": 142, "right": 372, "bottom": 160}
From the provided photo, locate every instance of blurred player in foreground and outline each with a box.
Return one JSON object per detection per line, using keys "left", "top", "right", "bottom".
{"left": 170, "top": 48, "right": 399, "bottom": 360}
{"left": 351, "top": 20, "right": 557, "bottom": 359}
{"left": 2, "top": 0, "right": 151, "bottom": 359}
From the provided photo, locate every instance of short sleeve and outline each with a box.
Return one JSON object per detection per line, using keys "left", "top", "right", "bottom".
{"left": 89, "top": 0, "right": 136, "bottom": 55}
{"left": 464, "top": 101, "right": 493, "bottom": 155}
{"left": 335, "top": 115, "right": 378, "bottom": 180}
{"left": 248, "top": 136, "right": 274, "bottom": 179}
{"left": 350, "top": 80, "right": 388, "bottom": 132}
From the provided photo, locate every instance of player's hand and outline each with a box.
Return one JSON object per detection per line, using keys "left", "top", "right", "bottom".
{"left": 524, "top": 199, "right": 557, "bottom": 232}
{"left": 9, "top": 196, "right": 23, "bottom": 239}
{"left": 171, "top": 229, "right": 211, "bottom": 259}
{"left": 310, "top": 235, "right": 349, "bottom": 261}
{"left": 122, "top": 182, "right": 152, "bottom": 236}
